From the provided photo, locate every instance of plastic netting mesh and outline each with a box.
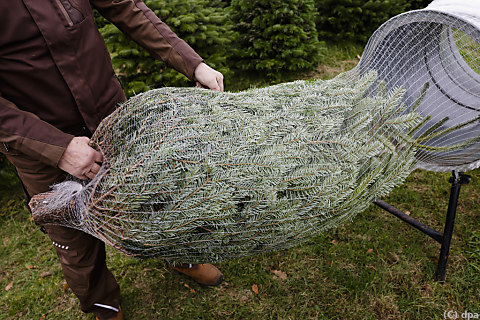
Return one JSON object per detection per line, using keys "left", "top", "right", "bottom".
{"left": 359, "top": 1, "right": 480, "bottom": 171}
{"left": 30, "top": 1, "right": 480, "bottom": 263}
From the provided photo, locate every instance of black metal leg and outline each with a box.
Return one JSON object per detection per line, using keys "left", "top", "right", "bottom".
{"left": 435, "top": 171, "right": 471, "bottom": 282}
{"left": 373, "top": 199, "right": 443, "bottom": 243}
{"left": 374, "top": 170, "right": 471, "bottom": 282}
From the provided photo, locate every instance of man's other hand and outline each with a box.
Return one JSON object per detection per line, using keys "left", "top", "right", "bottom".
{"left": 194, "top": 62, "right": 224, "bottom": 91}
{"left": 58, "top": 137, "right": 103, "bottom": 180}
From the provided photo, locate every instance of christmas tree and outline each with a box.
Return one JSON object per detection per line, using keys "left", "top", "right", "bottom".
{"left": 29, "top": 71, "right": 477, "bottom": 263}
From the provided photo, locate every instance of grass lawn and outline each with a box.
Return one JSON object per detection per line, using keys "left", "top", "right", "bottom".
{"left": 1, "top": 45, "right": 479, "bottom": 320}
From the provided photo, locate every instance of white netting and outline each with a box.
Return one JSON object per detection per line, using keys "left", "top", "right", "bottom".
{"left": 29, "top": 1, "right": 480, "bottom": 263}
{"left": 359, "top": 1, "right": 480, "bottom": 171}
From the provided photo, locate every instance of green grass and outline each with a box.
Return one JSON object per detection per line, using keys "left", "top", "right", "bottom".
{"left": 453, "top": 28, "right": 480, "bottom": 75}
{"left": 1, "top": 43, "right": 479, "bottom": 319}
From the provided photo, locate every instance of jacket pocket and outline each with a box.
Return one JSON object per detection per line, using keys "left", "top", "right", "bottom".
{"left": 53, "top": 0, "right": 84, "bottom": 26}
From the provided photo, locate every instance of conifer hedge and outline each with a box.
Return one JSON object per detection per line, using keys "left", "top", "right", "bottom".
{"left": 229, "top": 0, "right": 323, "bottom": 80}
{"left": 315, "top": 0, "right": 432, "bottom": 44}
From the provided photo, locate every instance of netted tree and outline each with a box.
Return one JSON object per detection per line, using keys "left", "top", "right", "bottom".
{"left": 29, "top": 69, "right": 479, "bottom": 264}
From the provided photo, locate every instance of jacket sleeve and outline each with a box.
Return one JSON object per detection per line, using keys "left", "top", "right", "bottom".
{"left": 91, "top": 0, "right": 204, "bottom": 81}
{"left": 0, "top": 95, "right": 74, "bottom": 167}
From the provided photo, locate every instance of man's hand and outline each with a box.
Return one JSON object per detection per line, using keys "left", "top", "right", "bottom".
{"left": 58, "top": 137, "right": 103, "bottom": 180}
{"left": 194, "top": 62, "right": 224, "bottom": 91}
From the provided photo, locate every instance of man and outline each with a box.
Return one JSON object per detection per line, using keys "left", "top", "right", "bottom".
{"left": 0, "top": 1, "right": 224, "bottom": 319}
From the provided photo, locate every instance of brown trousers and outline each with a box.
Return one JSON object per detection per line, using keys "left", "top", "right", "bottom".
{"left": 3, "top": 147, "right": 120, "bottom": 319}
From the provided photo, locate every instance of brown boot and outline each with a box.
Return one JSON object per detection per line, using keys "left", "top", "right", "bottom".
{"left": 170, "top": 263, "right": 223, "bottom": 286}
{"left": 96, "top": 307, "right": 123, "bottom": 320}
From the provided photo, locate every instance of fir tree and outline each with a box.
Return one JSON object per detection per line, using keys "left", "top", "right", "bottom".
{"left": 30, "top": 72, "right": 479, "bottom": 264}
{"left": 229, "top": 0, "right": 324, "bottom": 80}
{"left": 314, "top": 0, "right": 431, "bottom": 44}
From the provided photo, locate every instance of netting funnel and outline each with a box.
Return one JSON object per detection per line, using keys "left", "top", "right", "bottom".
{"left": 29, "top": 0, "right": 480, "bottom": 263}
{"left": 355, "top": 0, "right": 480, "bottom": 172}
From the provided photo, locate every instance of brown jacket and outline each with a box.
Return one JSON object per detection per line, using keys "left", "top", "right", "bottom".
{"left": 0, "top": 0, "right": 203, "bottom": 167}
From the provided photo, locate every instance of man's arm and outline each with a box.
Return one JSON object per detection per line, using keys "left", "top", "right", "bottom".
{"left": 0, "top": 95, "right": 74, "bottom": 168}
{"left": 0, "top": 94, "right": 102, "bottom": 180}
{"left": 91, "top": 0, "right": 223, "bottom": 90}
{"left": 92, "top": 0, "right": 203, "bottom": 80}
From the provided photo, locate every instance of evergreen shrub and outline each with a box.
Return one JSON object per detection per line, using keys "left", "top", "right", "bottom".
{"left": 315, "top": 0, "right": 432, "bottom": 44}
{"left": 404, "top": 0, "right": 433, "bottom": 11}
{"left": 229, "top": 0, "right": 324, "bottom": 80}
{"left": 96, "top": 0, "right": 234, "bottom": 97}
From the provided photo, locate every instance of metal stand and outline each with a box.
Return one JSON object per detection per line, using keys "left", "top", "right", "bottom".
{"left": 373, "top": 170, "right": 471, "bottom": 282}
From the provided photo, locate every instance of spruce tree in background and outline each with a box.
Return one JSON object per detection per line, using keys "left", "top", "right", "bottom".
{"left": 96, "top": 0, "right": 233, "bottom": 97}
{"left": 229, "top": 0, "right": 323, "bottom": 80}
{"left": 315, "top": 0, "right": 432, "bottom": 44}
{"left": 404, "top": 0, "right": 433, "bottom": 11}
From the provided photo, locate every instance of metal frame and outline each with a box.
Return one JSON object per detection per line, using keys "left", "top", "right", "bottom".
{"left": 374, "top": 170, "right": 471, "bottom": 282}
